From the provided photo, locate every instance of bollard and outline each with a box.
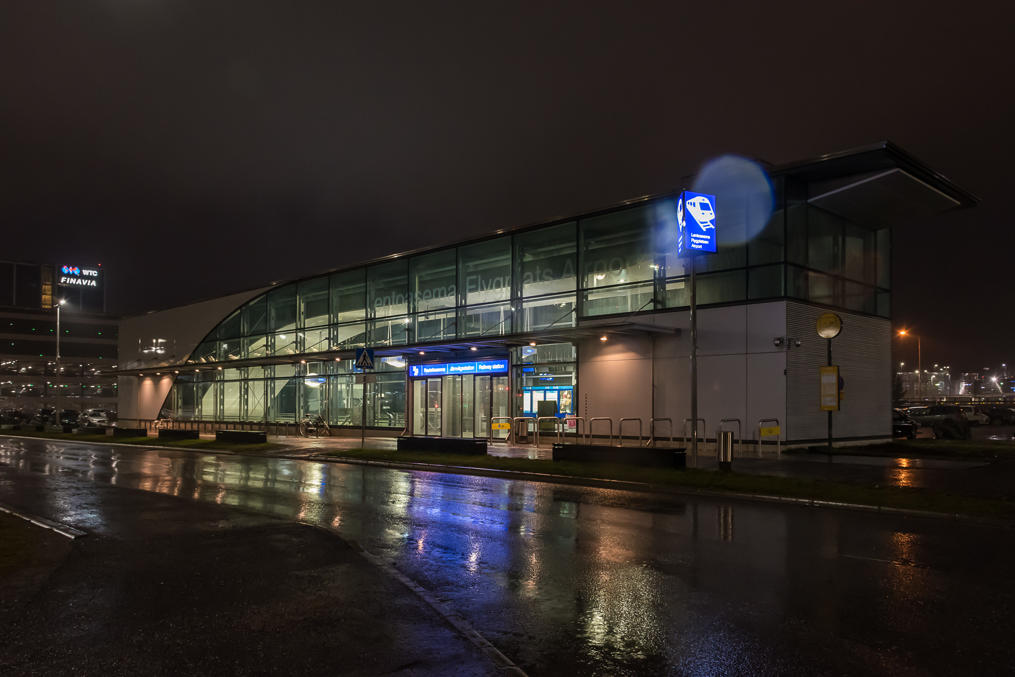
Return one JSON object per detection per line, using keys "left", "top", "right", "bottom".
{"left": 717, "top": 430, "right": 734, "bottom": 472}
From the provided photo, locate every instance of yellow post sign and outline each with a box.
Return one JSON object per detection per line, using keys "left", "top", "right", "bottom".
{"left": 759, "top": 425, "right": 781, "bottom": 438}
{"left": 491, "top": 421, "right": 511, "bottom": 431}
{"left": 820, "top": 366, "right": 840, "bottom": 411}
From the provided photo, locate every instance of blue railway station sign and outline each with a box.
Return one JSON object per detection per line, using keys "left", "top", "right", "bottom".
{"left": 677, "top": 191, "right": 717, "bottom": 255}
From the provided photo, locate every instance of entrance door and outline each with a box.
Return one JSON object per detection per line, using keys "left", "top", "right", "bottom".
{"left": 443, "top": 375, "right": 462, "bottom": 437}
{"left": 426, "top": 378, "right": 442, "bottom": 436}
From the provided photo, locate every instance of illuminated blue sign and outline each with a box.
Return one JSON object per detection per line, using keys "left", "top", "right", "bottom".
{"left": 677, "top": 191, "right": 717, "bottom": 255}
{"left": 409, "top": 359, "right": 509, "bottom": 378}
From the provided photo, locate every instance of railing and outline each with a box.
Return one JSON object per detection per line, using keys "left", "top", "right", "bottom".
{"left": 646, "top": 417, "right": 674, "bottom": 447}
{"left": 489, "top": 416, "right": 513, "bottom": 444}
{"left": 618, "top": 418, "right": 643, "bottom": 447}
{"left": 588, "top": 417, "right": 613, "bottom": 447}
{"left": 563, "top": 416, "right": 586, "bottom": 444}
{"left": 535, "top": 417, "right": 563, "bottom": 446}
{"left": 756, "top": 417, "right": 781, "bottom": 456}
{"left": 683, "top": 417, "right": 707, "bottom": 465}
{"left": 512, "top": 416, "right": 536, "bottom": 445}
{"left": 718, "top": 417, "right": 743, "bottom": 457}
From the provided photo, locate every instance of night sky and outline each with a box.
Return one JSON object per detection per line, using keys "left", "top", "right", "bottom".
{"left": 2, "top": 2, "right": 1012, "bottom": 370}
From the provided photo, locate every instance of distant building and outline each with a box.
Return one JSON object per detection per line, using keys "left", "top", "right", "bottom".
{"left": 0, "top": 260, "right": 118, "bottom": 415}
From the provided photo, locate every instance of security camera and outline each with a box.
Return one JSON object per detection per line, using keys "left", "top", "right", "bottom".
{"left": 773, "top": 337, "right": 785, "bottom": 347}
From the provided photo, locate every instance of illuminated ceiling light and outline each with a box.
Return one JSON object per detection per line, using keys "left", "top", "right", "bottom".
{"left": 300, "top": 359, "right": 307, "bottom": 364}
{"left": 217, "top": 366, "right": 223, "bottom": 370}
{"left": 529, "top": 341, "right": 536, "bottom": 347}
{"left": 419, "top": 351, "right": 425, "bottom": 355}
{"left": 470, "top": 346, "right": 478, "bottom": 351}
{"left": 174, "top": 370, "right": 179, "bottom": 374}
{"left": 600, "top": 335, "right": 608, "bottom": 342}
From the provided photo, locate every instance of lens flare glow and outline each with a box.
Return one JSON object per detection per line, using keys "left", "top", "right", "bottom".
{"left": 691, "top": 155, "right": 774, "bottom": 246}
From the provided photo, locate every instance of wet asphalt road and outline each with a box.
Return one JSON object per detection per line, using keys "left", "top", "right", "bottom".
{"left": 1, "top": 437, "right": 1014, "bottom": 676}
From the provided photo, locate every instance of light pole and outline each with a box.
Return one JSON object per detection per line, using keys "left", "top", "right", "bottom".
{"left": 897, "top": 329, "right": 921, "bottom": 401}
{"left": 55, "top": 299, "right": 66, "bottom": 427}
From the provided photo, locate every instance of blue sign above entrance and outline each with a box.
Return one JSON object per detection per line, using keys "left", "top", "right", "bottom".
{"left": 410, "top": 359, "right": 509, "bottom": 378}
{"left": 677, "top": 191, "right": 717, "bottom": 255}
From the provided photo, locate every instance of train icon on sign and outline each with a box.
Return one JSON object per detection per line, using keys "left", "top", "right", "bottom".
{"left": 685, "top": 195, "right": 715, "bottom": 231}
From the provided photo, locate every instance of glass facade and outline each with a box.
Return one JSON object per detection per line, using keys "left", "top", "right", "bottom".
{"left": 162, "top": 174, "right": 891, "bottom": 425}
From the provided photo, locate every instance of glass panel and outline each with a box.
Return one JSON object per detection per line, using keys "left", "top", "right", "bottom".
{"left": 271, "top": 332, "right": 298, "bottom": 356}
{"left": 460, "top": 301, "right": 512, "bottom": 337}
{"left": 331, "top": 269, "right": 366, "bottom": 322}
{"left": 475, "top": 375, "right": 491, "bottom": 439}
{"left": 492, "top": 376, "right": 509, "bottom": 430}
{"left": 199, "top": 381, "right": 219, "bottom": 421}
{"left": 218, "top": 310, "right": 242, "bottom": 340}
{"left": 581, "top": 205, "right": 654, "bottom": 288}
{"left": 748, "top": 209, "right": 785, "bottom": 266}
{"left": 414, "top": 309, "right": 456, "bottom": 342}
{"left": 696, "top": 270, "right": 747, "bottom": 305}
{"left": 299, "top": 277, "right": 330, "bottom": 328}
{"left": 460, "top": 238, "right": 511, "bottom": 305}
{"left": 189, "top": 341, "right": 217, "bottom": 363}
{"left": 789, "top": 266, "right": 838, "bottom": 306}
{"left": 301, "top": 372, "right": 328, "bottom": 419}
{"left": 410, "top": 249, "right": 456, "bottom": 313}
{"left": 462, "top": 374, "right": 474, "bottom": 437}
{"left": 334, "top": 322, "right": 366, "bottom": 348}
{"left": 581, "top": 281, "right": 654, "bottom": 317}
{"left": 303, "top": 327, "right": 330, "bottom": 353}
{"left": 268, "top": 377, "right": 297, "bottom": 422}
{"left": 843, "top": 281, "right": 876, "bottom": 314}
{"left": 517, "top": 343, "right": 575, "bottom": 364}
{"left": 368, "top": 374, "right": 405, "bottom": 428}
{"left": 268, "top": 285, "right": 297, "bottom": 332}
{"left": 807, "top": 207, "right": 841, "bottom": 274}
{"left": 243, "top": 335, "right": 267, "bottom": 359}
{"left": 368, "top": 260, "right": 408, "bottom": 318}
{"left": 519, "top": 293, "right": 575, "bottom": 332}
{"left": 876, "top": 228, "right": 890, "bottom": 289}
{"left": 413, "top": 379, "right": 426, "bottom": 435}
{"left": 515, "top": 222, "right": 577, "bottom": 297}
{"left": 245, "top": 379, "right": 265, "bottom": 421}
{"left": 242, "top": 296, "right": 268, "bottom": 336}
{"left": 426, "top": 378, "right": 442, "bottom": 436}
{"left": 368, "top": 317, "right": 408, "bottom": 346}
{"left": 222, "top": 381, "right": 241, "bottom": 421}
{"left": 176, "top": 378, "right": 196, "bottom": 419}
{"left": 662, "top": 277, "right": 688, "bottom": 308}
{"left": 843, "top": 224, "right": 874, "bottom": 283}
{"left": 328, "top": 375, "right": 361, "bottom": 426}
{"left": 442, "top": 375, "right": 462, "bottom": 438}
{"left": 748, "top": 264, "right": 784, "bottom": 299}
{"left": 217, "top": 339, "right": 241, "bottom": 361}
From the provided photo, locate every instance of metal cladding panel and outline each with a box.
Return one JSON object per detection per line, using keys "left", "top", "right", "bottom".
{"left": 785, "top": 302, "right": 891, "bottom": 441}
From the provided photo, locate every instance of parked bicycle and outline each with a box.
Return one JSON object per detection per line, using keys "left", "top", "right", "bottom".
{"left": 298, "top": 413, "right": 330, "bottom": 438}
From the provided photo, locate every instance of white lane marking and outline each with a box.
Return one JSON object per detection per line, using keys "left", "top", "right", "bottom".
{"left": 0, "top": 502, "right": 85, "bottom": 539}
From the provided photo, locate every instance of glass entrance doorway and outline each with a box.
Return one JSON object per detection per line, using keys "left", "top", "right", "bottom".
{"left": 412, "top": 374, "right": 508, "bottom": 438}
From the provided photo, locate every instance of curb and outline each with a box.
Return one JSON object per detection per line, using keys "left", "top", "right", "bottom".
{"left": 0, "top": 502, "right": 86, "bottom": 539}
{"left": 308, "top": 454, "right": 1015, "bottom": 527}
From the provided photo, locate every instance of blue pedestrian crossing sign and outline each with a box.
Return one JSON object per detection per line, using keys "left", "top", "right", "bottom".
{"left": 677, "top": 191, "right": 717, "bottom": 255}
{"left": 354, "top": 347, "right": 375, "bottom": 370}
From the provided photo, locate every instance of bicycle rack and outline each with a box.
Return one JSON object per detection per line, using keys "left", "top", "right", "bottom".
{"left": 618, "top": 418, "right": 643, "bottom": 447}
{"left": 757, "top": 418, "right": 781, "bottom": 456}
{"left": 646, "top": 417, "right": 674, "bottom": 447}
{"left": 683, "top": 417, "right": 707, "bottom": 464}
{"left": 718, "top": 418, "right": 743, "bottom": 457}
{"left": 535, "top": 417, "right": 562, "bottom": 446}
{"left": 588, "top": 417, "right": 613, "bottom": 446}
{"left": 489, "top": 416, "right": 513, "bottom": 444}
{"left": 512, "top": 417, "right": 536, "bottom": 445}
{"left": 563, "top": 416, "right": 586, "bottom": 444}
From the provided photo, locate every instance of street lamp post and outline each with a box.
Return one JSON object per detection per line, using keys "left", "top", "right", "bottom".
{"left": 897, "top": 329, "right": 921, "bottom": 401}
{"left": 55, "top": 299, "right": 66, "bottom": 427}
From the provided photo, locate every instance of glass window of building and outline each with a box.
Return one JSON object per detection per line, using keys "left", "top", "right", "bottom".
{"left": 410, "top": 249, "right": 456, "bottom": 313}
{"left": 514, "top": 222, "right": 577, "bottom": 297}
{"left": 331, "top": 269, "right": 366, "bottom": 322}
{"left": 581, "top": 206, "right": 655, "bottom": 289}
{"left": 268, "top": 285, "right": 297, "bottom": 332}
{"left": 459, "top": 238, "right": 511, "bottom": 305}
{"left": 368, "top": 260, "right": 408, "bottom": 318}
{"left": 242, "top": 296, "right": 268, "bottom": 336}
{"left": 218, "top": 310, "right": 242, "bottom": 340}
{"left": 299, "top": 277, "right": 330, "bottom": 328}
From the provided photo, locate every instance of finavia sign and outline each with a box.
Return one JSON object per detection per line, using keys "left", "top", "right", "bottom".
{"left": 59, "top": 265, "right": 101, "bottom": 289}
{"left": 676, "top": 191, "right": 717, "bottom": 255}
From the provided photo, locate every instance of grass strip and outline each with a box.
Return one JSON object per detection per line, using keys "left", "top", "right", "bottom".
{"left": 791, "top": 439, "right": 1015, "bottom": 460}
{"left": 0, "top": 430, "right": 285, "bottom": 454}
{"left": 324, "top": 447, "right": 1015, "bottom": 520}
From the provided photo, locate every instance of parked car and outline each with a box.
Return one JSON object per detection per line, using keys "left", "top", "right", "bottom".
{"left": 892, "top": 409, "right": 918, "bottom": 439}
{"left": 981, "top": 405, "right": 1015, "bottom": 425}
{"left": 960, "top": 406, "right": 989, "bottom": 425}
{"left": 79, "top": 408, "right": 112, "bottom": 428}
{"left": 59, "top": 409, "right": 79, "bottom": 426}
{"left": 31, "top": 408, "right": 56, "bottom": 425}
{"left": 909, "top": 405, "right": 971, "bottom": 439}
{"left": 0, "top": 408, "right": 21, "bottom": 424}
